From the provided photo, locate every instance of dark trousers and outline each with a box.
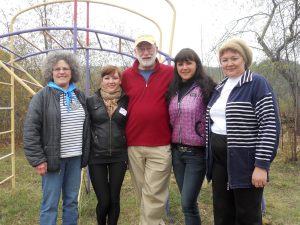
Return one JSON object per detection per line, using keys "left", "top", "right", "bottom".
{"left": 211, "top": 133, "right": 263, "bottom": 225}
{"left": 89, "top": 161, "right": 127, "bottom": 225}
{"left": 172, "top": 147, "right": 206, "bottom": 225}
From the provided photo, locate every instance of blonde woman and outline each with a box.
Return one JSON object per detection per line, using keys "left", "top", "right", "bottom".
{"left": 206, "top": 38, "right": 280, "bottom": 225}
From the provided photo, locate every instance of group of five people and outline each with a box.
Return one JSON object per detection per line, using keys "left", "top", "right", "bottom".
{"left": 23, "top": 34, "right": 280, "bottom": 225}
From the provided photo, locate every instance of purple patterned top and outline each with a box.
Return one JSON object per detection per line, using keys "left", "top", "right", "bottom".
{"left": 169, "top": 84, "right": 206, "bottom": 146}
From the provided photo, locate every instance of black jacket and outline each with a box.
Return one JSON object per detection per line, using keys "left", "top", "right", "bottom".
{"left": 87, "top": 90, "right": 128, "bottom": 161}
{"left": 23, "top": 87, "right": 90, "bottom": 172}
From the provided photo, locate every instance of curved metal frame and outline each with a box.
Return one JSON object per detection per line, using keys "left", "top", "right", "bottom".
{"left": 0, "top": 0, "right": 176, "bottom": 192}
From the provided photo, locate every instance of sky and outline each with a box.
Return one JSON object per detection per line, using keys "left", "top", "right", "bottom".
{"left": 0, "top": 0, "right": 260, "bottom": 67}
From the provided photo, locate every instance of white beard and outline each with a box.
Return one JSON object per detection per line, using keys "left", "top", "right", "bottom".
{"left": 136, "top": 54, "right": 157, "bottom": 68}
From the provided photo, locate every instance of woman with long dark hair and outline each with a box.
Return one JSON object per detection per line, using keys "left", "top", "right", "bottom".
{"left": 166, "top": 48, "right": 216, "bottom": 225}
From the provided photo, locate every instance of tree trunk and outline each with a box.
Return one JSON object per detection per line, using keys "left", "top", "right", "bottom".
{"left": 293, "top": 73, "right": 299, "bottom": 161}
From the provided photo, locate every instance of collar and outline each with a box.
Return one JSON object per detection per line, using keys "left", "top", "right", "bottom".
{"left": 47, "top": 81, "right": 77, "bottom": 112}
{"left": 215, "top": 69, "right": 253, "bottom": 91}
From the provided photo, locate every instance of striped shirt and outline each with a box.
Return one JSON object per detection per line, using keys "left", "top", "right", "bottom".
{"left": 225, "top": 94, "right": 277, "bottom": 162}
{"left": 206, "top": 70, "right": 280, "bottom": 186}
{"left": 60, "top": 92, "right": 85, "bottom": 158}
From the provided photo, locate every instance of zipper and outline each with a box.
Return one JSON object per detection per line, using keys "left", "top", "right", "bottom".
{"left": 109, "top": 117, "right": 112, "bottom": 156}
{"left": 177, "top": 101, "right": 182, "bottom": 143}
{"left": 107, "top": 102, "right": 121, "bottom": 156}
{"left": 225, "top": 97, "right": 230, "bottom": 190}
{"left": 101, "top": 95, "right": 115, "bottom": 157}
{"left": 177, "top": 85, "right": 196, "bottom": 143}
{"left": 225, "top": 83, "right": 239, "bottom": 191}
{"left": 226, "top": 90, "right": 231, "bottom": 190}
{"left": 137, "top": 71, "right": 148, "bottom": 88}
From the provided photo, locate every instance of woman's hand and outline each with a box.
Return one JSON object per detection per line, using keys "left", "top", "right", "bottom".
{"left": 35, "top": 162, "right": 48, "bottom": 176}
{"left": 252, "top": 167, "right": 267, "bottom": 188}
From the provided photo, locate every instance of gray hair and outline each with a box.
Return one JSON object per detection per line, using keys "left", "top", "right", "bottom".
{"left": 42, "top": 51, "right": 81, "bottom": 84}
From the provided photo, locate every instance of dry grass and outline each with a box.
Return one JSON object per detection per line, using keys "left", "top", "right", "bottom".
{"left": 1, "top": 149, "right": 300, "bottom": 225}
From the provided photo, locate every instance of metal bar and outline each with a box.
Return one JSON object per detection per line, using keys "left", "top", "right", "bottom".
{"left": 42, "top": 30, "right": 65, "bottom": 49}
{"left": 0, "top": 107, "right": 12, "bottom": 110}
{"left": 0, "top": 153, "right": 14, "bottom": 161}
{"left": 85, "top": 1, "right": 91, "bottom": 194}
{"left": 0, "top": 44, "right": 22, "bottom": 58}
{"left": 165, "top": 0, "right": 177, "bottom": 56}
{"left": 10, "top": 55, "right": 16, "bottom": 189}
{"left": 70, "top": 30, "right": 84, "bottom": 48}
{"left": 0, "top": 61, "right": 36, "bottom": 96}
{"left": 0, "top": 81, "right": 12, "bottom": 86}
{"left": 73, "top": 0, "right": 78, "bottom": 53}
{"left": 3, "top": 26, "right": 172, "bottom": 62}
{"left": 1, "top": 61, "right": 26, "bottom": 72}
{"left": 95, "top": 33, "right": 103, "bottom": 49}
{"left": 13, "top": 47, "right": 136, "bottom": 62}
{"left": 0, "top": 175, "right": 14, "bottom": 185}
{"left": 118, "top": 38, "right": 121, "bottom": 53}
{"left": 21, "top": 78, "right": 44, "bottom": 88}
{"left": 14, "top": 62, "right": 43, "bottom": 88}
{"left": 1, "top": 62, "right": 43, "bottom": 88}
{"left": 18, "top": 34, "right": 43, "bottom": 52}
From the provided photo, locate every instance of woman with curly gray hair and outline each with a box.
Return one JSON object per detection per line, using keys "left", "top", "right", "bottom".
{"left": 23, "top": 51, "right": 90, "bottom": 225}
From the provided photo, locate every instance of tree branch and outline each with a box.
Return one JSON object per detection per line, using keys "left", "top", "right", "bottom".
{"left": 257, "top": 0, "right": 278, "bottom": 61}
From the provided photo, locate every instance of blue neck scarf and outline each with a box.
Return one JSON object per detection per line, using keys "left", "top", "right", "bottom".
{"left": 47, "top": 81, "right": 77, "bottom": 112}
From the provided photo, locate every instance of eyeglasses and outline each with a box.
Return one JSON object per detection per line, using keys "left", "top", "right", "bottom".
{"left": 136, "top": 46, "right": 155, "bottom": 53}
{"left": 53, "top": 67, "right": 71, "bottom": 72}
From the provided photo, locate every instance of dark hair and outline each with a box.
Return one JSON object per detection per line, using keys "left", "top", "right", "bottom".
{"left": 166, "top": 48, "right": 216, "bottom": 105}
{"left": 42, "top": 50, "right": 81, "bottom": 85}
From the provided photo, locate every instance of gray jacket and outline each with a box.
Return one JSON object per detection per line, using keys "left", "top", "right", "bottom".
{"left": 23, "top": 86, "right": 90, "bottom": 172}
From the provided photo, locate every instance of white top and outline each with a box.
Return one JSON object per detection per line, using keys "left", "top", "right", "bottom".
{"left": 210, "top": 75, "right": 242, "bottom": 135}
{"left": 60, "top": 92, "right": 85, "bottom": 158}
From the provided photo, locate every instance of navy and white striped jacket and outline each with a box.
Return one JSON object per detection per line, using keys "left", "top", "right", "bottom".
{"left": 206, "top": 70, "right": 280, "bottom": 188}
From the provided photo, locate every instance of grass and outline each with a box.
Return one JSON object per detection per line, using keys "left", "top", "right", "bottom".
{"left": 1, "top": 149, "right": 300, "bottom": 225}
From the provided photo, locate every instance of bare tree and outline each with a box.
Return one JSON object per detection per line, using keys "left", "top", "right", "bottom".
{"left": 217, "top": 0, "right": 300, "bottom": 161}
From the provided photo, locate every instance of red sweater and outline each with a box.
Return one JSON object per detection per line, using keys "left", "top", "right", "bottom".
{"left": 122, "top": 59, "right": 174, "bottom": 146}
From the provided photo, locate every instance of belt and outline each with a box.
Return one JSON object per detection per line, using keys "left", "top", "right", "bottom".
{"left": 177, "top": 145, "right": 192, "bottom": 152}
{"left": 172, "top": 144, "right": 205, "bottom": 153}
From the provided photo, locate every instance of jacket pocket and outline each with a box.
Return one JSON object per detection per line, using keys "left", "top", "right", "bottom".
{"left": 111, "top": 129, "right": 127, "bottom": 149}
{"left": 229, "top": 148, "right": 254, "bottom": 186}
{"left": 44, "top": 146, "right": 60, "bottom": 172}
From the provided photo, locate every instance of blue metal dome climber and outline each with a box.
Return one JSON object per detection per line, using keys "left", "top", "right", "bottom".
{"left": 0, "top": 0, "right": 176, "bottom": 190}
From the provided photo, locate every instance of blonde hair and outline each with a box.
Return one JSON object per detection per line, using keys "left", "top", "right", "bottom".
{"left": 219, "top": 38, "right": 253, "bottom": 69}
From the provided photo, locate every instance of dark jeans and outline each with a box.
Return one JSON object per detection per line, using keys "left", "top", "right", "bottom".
{"left": 172, "top": 146, "right": 206, "bottom": 225}
{"left": 211, "top": 133, "right": 263, "bottom": 225}
{"left": 89, "top": 161, "right": 127, "bottom": 225}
